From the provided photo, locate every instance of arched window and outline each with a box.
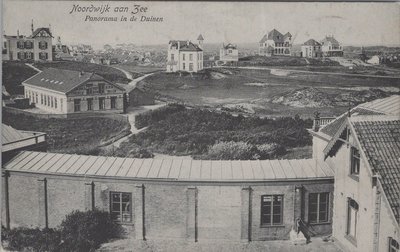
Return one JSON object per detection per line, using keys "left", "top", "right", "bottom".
{"left": 389, "top": 238, "right": 399, "bottom": 252}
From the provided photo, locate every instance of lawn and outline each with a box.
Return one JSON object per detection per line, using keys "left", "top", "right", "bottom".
{"left": 2, "top": 61, "right": 38, "bottom": 95}
{"left": 2, "top": 111, "right": 131, "bottom": 154}
{"left": 34, "top": 61, "right": 131, "bottom": 84}
{"left": 139, "top": 68, "right": 400, "bottom": 118}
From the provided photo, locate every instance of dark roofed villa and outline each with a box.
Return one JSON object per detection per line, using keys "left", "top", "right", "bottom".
{"left": 259, "top": 29, "right": 292, "bottom": 56}
{"left": 22, "top": 68, "right": 125, "bottom": 114}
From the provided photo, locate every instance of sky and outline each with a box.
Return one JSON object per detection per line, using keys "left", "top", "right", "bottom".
{"left": 3, "top": 1, "right": 400, "bottom": 49}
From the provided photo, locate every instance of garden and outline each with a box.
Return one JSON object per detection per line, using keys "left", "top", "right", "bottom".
{"left": 2, "top": 111, "right": 131, "bottom": 155}
{"left": 2, "top": 210, "right": 122, "bottom": 252}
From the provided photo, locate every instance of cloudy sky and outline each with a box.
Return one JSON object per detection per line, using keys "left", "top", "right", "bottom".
{"left": 3, "top": 1, "right": 400, "bottom": 48}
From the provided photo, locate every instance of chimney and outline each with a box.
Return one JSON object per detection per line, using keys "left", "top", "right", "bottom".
{"left": 177, "top": 41, "right": 180, "bottom": 50}
{"left": 186, "top": 40, "right": 189, "bottom": 46}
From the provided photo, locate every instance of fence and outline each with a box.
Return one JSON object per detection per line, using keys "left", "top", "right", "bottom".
{"left": 3, "top": 106, "right": 129, "bottom": 123}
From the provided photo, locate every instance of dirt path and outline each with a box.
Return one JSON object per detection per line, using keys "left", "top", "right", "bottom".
{"left": 108, "top": 102, "right": 167, "bottom": 148}
{"left": 112, "top": 66, "right": 155, "bottom": 89}
{"left": 98, "top": 237, "right": 342, "bottom": 252}
{"left": 25, "top": 63, "right": 41, "bottom": 72}
{"left": 220, "top": 66, "right": 400, "bottom": 79}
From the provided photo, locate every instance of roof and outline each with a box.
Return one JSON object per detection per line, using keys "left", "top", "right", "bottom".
{"left": 197, "top": 34, "right": 204, "bottom": 41}
{"left": 319, "top": 95, "right": 400, "bottom": 137}
{"left": 2, "top": 124, "right": 46, "bottom": 152}
{"left": 303, "top": 39, "right": 321, "bottom": 46}
{"left": 31, "top": 27, "right": 53, "bottom": 38}
{"left": 321, "top": 36, "right": 340, "bottom": 46}
{"left": 169, "top": 40, "right": 203, "bottom": 52}
{"left": 2, "top": 124, "right": 33, "bottom": 145}
{"left": 4, "top": 151, "right": 334, "bottom": 182}
{"left": 223, "top": 43, "right": 237, "bottom": 50}
{"left": 351, "top": 116, "right": 400, "bottom": 223}
{"left": 260, "top": 29, "right": 291, "bottom": 43}
{"left": 22, "top": 68, "right": 110, "bottom": 94}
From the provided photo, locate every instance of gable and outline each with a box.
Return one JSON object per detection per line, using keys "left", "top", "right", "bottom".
{"left": 66, "top": 75, "right": 125, "bottom": 96}
{"left": 31, "top": 28, "right": 53, "bottom": 38}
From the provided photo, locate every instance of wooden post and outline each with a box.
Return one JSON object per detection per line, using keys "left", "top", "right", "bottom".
{"left": 142, "top": 184, "right": 146, "bottom": 241}
{"left": 3, "top": 171, "right": 10, "bottom": 229}
{"left": 38, "top": 178, "right": 48, "bottom": 229}
{"left": 187, "top": 186, "right": 198, "bottom": 242}
{"left": 85, "top": 181, "right": 95, "bottom": 210}
{"left": 248, "top": 186, "right": 252, "bottom": 242}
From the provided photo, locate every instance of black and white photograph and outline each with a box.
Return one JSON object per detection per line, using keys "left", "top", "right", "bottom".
{"left": 1, "top": 1, "right": 399, "bottom": 251}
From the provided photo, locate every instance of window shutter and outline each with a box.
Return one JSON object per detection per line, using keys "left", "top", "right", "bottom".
{"left": 45, "top": 42, "right": 48, "bottom": 49}
{"left": 45, "top": 53, "right": 48, "bottom": 59}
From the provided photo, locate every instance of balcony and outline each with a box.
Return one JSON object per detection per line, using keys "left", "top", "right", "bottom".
{"left": 312, "top": 117, "right": 336, "bottom": 131}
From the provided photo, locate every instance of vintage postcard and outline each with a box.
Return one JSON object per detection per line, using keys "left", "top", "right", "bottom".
{"left": 1, "top": 1, "right": 399, "bottom": 251}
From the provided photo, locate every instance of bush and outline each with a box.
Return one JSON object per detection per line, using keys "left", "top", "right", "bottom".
{"left": 135, "top": 103, "right": 185, "bottom": 129}
{"left": 60, "top": 209, "right": 122, "bottom": 252}
{"left": 2, "top": 226, "right": 61, "bottom": 252}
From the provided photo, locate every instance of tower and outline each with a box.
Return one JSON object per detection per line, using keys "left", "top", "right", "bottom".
{"left": 197, "top": 34, "right": 204, "bottom": 50}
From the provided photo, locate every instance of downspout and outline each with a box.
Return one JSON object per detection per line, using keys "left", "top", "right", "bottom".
{"left": 3, "top": 171, "right": 10, "bottom": 229}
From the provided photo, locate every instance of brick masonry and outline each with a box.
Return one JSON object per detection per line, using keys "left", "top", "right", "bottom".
{"left": 2, "top": 172, "right": 333, "bottom": 241}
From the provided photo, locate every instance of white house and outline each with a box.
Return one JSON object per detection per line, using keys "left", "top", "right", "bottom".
{"left": 167, "top": 34, "right": 204, "bottom": 73}
{"left": 259, "top": 29, "right": 292, "bottom": 56}
{"left": 321, "top": 36, "right": 343, "bottom": 57}
{"left": 310, "top": 95, "right": 400, "bottom": 252}
{"left": 3, "top": 25, "right": 53, "bottom": 61}
{"left": 367, "top": 55, "right": 380, "bottom": 65}
{"left": 301, "top": 39, "right": 322, "bottom": 58}
{"left": 220, "top": 43, "right": 238, "bottom": 63}
{"left": 22, "top": 68, "right": 125, "bottom": 114}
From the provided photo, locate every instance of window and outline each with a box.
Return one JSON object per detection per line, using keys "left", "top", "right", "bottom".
{"left": 39, "top": 41, "right": 48, "bottom": 50}
{"left": 54, "top": 98, "right": 57, "bottom": 109}
{"left": 389, "top": 238, "right": 399, "bottom": 252}
{"left": 35, "top": 93, "right": 38, "bottom": 104}
{"left": 182, "top": 63, "right": 185, "bottom": 70}
{"left": 261, "top": 195, "right": 283, "bottom": 226}
{"left": 228, "top": 49, "right": 232, "bottom": 53}
{"left": 110, "top": 96, "right": 117, "bottom": 109}
{"left": 39, "top": 52, "right": 48, "bottom": 60}
{"left": 183, "top": 54, "right": 186, "bottom": 61}
{"left": 309, "top": 193, "right": 329, "bottom": 223}
{"left": 50, "top": 97, "right": 54, "bottom": 107}
{"left": 44, "top": 95, "right": 47, "bottom": 105}
{"left": 25, "top": 52, "right": 32, "bottom": 60}
{"left": 41, "top": 94, "right": 43, "bottom": 104}
{"left": 189, "top": 54, "right": 193, "bottom": 61}
{"left": 86, "top": 87, "right": 93, "bottom": 95}
{"left": 87, "top": 98, "right": 93, "bottom": 111}
{"left": 17, "top": 41, "right": 24, "bottom": 49}
{"left": 110, "top": 192, "right": 132, "bottom": 223}
{"left": 189, "top": 63, "right": 193, "bottom": 72}
{"left": 350, "top": 147, "right": 360, "bottom": 175}
{"left": 99, "top": 97, "right": 105, "bottom": 110}
{"left": 98, "top": 83, "right": 105, "bottom": 94}
{"left": 346, "top": 198, "right": 359, "bottom": 240}
{"left": 24, "top": 41, "right": 33, "bottom": 49}
{"left": 74, "top": 99, "right": 81, "bottom": 112}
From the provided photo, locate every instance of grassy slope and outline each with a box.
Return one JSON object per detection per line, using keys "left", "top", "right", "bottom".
{"left": 34, "top": 61, "right": 131, "bottom": 84}
{"left": 2, "top": 62, "right": 38, "bottom": 95}
{"left": 117, "top": 105, "right": 312, "bottom": 159}
{"left": 2, "top": 111, "right": 130, "bottom": 154}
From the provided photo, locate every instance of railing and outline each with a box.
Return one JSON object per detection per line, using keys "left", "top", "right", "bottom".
{"left": 312, "top": 117, "right": 336, "bottom": 131}
{"left": 2, "top": 131, "right": 47, "bottom": 152}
